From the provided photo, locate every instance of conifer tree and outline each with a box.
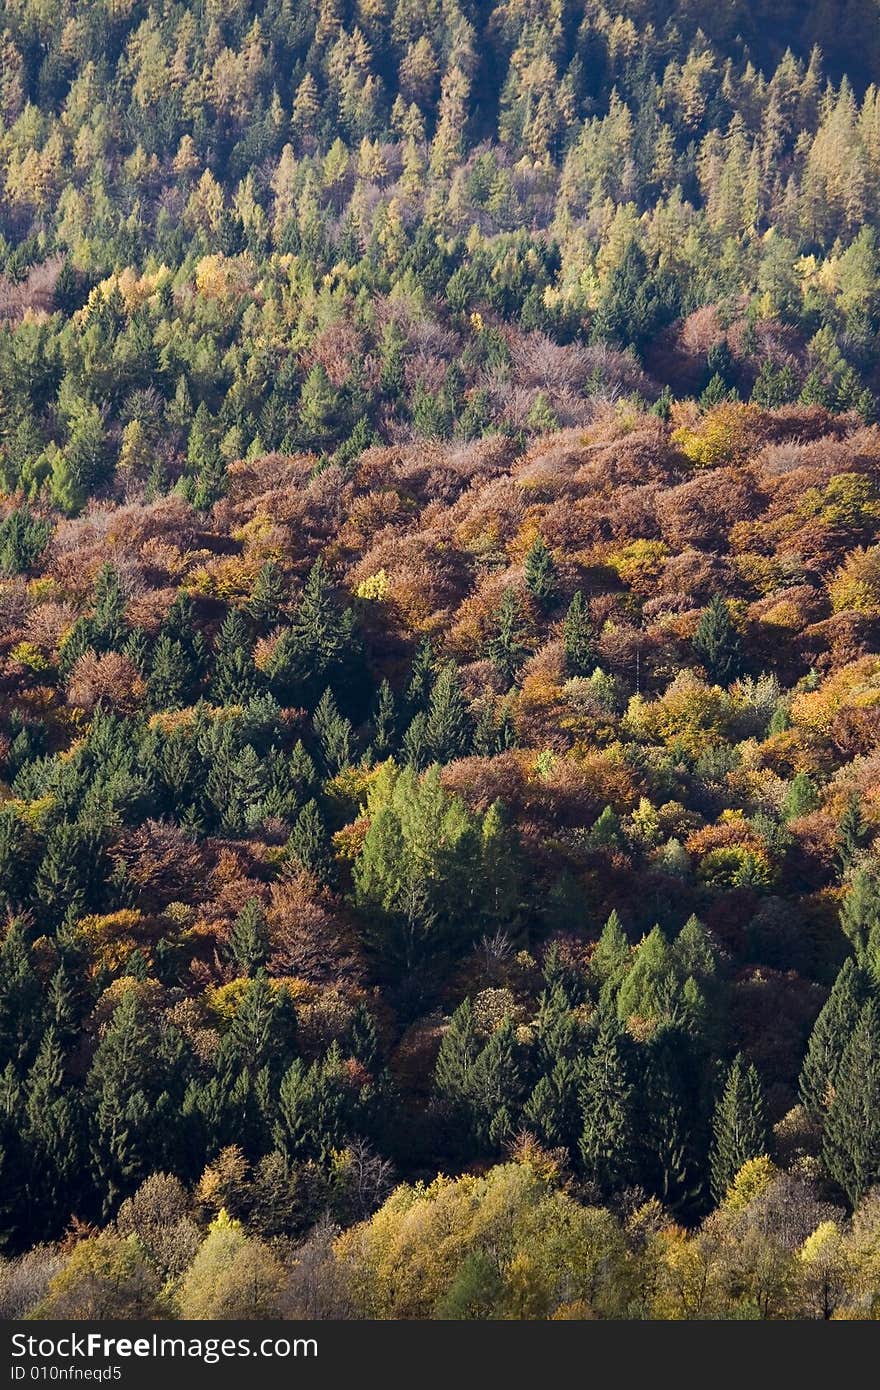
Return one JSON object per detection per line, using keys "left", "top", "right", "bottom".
{"left": 799, "top": 958, "right": 870, "bottom": 1120}
{"left": 286, "top": 799, "right": 333, "bottom": 881}
{"left": 147, "top": 635, "right": 191, "bottom": 710}
{"left": 837, "top": 793, "right": 869, "bottom": 871}
{"left": 488, "top": 589, "right": 529, "bottom": 687}
{"left": 23, "top": 1027, "right": 78, "bottom": 1237}
{"left": 693, "top": 595, "right": 742, "bottom": 685}
{"left": 425, "top": 663, "right": 470, "bottom": 763}
{"left": 822, "top": 999, "right": 880, "bottom": 1206}
{"left": 87, "top": 993, "right": 163, "bottom": 1216}
{"left": 247, "top": 560, "right": 285, "bottom": 629}
{"left": 709, "top": 1054, "right": 768, "bottom": 1202}
{"left": 579, "top": 1008, "right": 637, "bottom": 1196}
{"left": 211, "top": 610, "right": 259, "bottom": 705}
{"left": 524, "top": 536, "right": 558, "bottom": 610}
{"left": 369, "top": 679, "right": 396, "bottom": 760}
{"left": 228, "top": 898, "right": 270, "bottom": 977}
{"left": 312, "top": 688, "right": 353, "bottom": 774}
{"left": 563, "top": 591, "right": 595, "bottom": 677}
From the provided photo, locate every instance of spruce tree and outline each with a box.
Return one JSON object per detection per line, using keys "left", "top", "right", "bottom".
{"left": 247, "top": 560, "right": 285, "bottom": 629}
{"left": 312, "top": 688, "right": 353, "bottom": 774}
{"left": 590, "top": 910, "right": 630, "bottom": 993}
{"left": 837, "top": 793, "right": 869, "bottom": 871}
{"left": 488, "top": 589, "right": 529, "bottom": 687}
{"left": 822, "top": 999, "right": 880, "bottom": 1206}
{"left": 147, "top": 635, "right": 191, "bottom": 710}
{"left": 616, "top": 926, "right": 678, "bottom": 1026}
{"left": 228, "top": 898, "right": 270, "bottom": 977}
{"left": 86, "top": 993, "right": 161, "bottom": 1216}
{"left": 0, "top": 922, "right": 42, "bottom": 1069}
{"left": 425, "top": 663, "right": 470, "bottom": 763}
{"left": 578, "top": 1008, "right": 637, "bottom": 1196}
{"left": 370, "top": 679, "right": 397, "bottom": 760}
{"left": 839, "top": 864, "right": 880, "bottom": 963}
{"left": 672, "top": 915, "right": 717, "bottom": 981}
{"left": 799, "top": 959, "right": 870, "bottom": 1121}
{"left": 211, "top": 610, "right": 259, "bottom": 705}
{"left": 563, "top": 591, "right": 595, "bottom": 677}
{"left": 23, "top": 1028, "right": 78, "bottom": 1238}
{"left": 286, "top": 800, "right": 333, "bottom": 880}
{"left": 92, "top": 564, "right": 127, "bottom": 651}
{"left": 709, "top": 1054, "right": 768, "bottom": 1202}
{"left": 693, "top": 595, "right": 742, "bottom": 686}
{"left": 405, "top": 638, "right": 434, "bottom": 715}
{"left": 524, "top": 536, "right": 558, "bottom": 610}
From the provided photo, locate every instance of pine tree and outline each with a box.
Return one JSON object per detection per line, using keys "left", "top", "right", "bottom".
{"left": 312, "top": 688, "right": 353, "bottom": 774}
{"left": 799, "top": 959, "right": 870, "bottom": 1120}
{"left": 228, "top": 898, "right": 270, "bottom": 977}
{"left": 563, "top": 591, "right": 595, "bottom": 677}
{"left": 147, "top": 635, "right": 191, "bottom": 710}
{"left": 405, "top": 638, "right": 434, "bottom": 715}
{"left": 369, "top": 679, "right": 396, "bottom": 760}
{"left": 579, "top": 1008, "right": 637, "bottom": 1196}
{"left": 693, "top": 595, "right": 742, "bottom": 685}
{"left": 617, "top": 926, "right": 678, "bottom": 1026}
{"left": 590, "top": 910, "right": 630, "bottom": 992}
{"left": 247, "top": 560, "right": 286, "bottom": 629}
{"left": 425, "top": 663, "right": 470, "bottom": 763}
{"left": 823, "top": 999, "right": 880, "bottom": 1206}
{"left": 211, "top": 610, "right": 259, "bottom": 705}
{"left": 23, "top": 1027, "right": 78, "bottom": 1238}
{"left": 488, "top": 589, "right": 529, "bottom": 687}
{"left": 86, "top": 993, "right": 162, "bottom": 1216}
{"left": 837, "top": 793, "right": 869, "bottom": 871}
{"left": 709, "top": 1054, "right": 768, "bottom": 1202}
{"left": 0, "top": 921, "right": 42, "bottom": 1069}
{"left": 524, "top": 536, "right": 558, "bottom": 610}
{"left": 286, "top": 800, "right": 333, "bottom": 881}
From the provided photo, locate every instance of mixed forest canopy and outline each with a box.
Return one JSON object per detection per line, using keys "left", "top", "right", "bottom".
{"left": 4, "top": 0, "right": 880, "bottom": 1321}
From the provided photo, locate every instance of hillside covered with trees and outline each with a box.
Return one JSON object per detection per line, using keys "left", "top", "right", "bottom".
{"left": 4, "top": 0, "right": 880, "bottom": 1320}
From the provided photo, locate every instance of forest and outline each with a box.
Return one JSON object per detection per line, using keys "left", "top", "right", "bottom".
{"left": 4, "top": 0, "right": 880, "bottom": 1320}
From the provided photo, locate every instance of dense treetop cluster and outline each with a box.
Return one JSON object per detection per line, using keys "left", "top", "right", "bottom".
{"left": 4, "top": 0, "right": 880, "bottom": 1320}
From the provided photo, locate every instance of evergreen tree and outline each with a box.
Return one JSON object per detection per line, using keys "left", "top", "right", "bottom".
{"left": 425, "top": 663, "right": 471, "bottom": 763}
{"left": 228, "top": 898, "right": 270, "bottom": 977}
{"left": 286, "top": 800, "right": 333, "bottom": 881}
{"left": 488, "top": 589, "right": 529, "bottom": 687}
{"left": 211, "top": 610, "right": 259, "bottom": 705}
{"left": 312, "top": 688, "right": 353, "bottom": 774}
{"left": 578, "top": 1008, "right": 637, "bottom": 1196}
{"left": 709, "top": 1054, "right": 768, "bottom": 1202}
{"left": 524, "top": 536, "right": 558, "bottom": 610}
{"left": 693, "top": 595, "right": 742, "bottom": 685}
{"left": 837, "top": 793, "right": 869, "bottom": 871}
{"left": 799, "top": 958, "right": 871, "bottom": 1121}
{"left": 247, "top": 561, "right": 286, "bottom": 629}
{"left": 823, "top": 999, "right": 880, "bottom": 1206}
{"left": 617, "top": 926, "right": 678, "bottom": 1026}
{"left": 369, "top": 679, "right": 397, "bottom": 760}
{"left": 23, "top": 1028, "right": 79, "bottom": 1238}
{"left": 86, "top": 993, "right": 166, "bottom": 1217}
{"left": 147, "top": 635, "right": 191, "bottom": 711}
{"left": 405, "top": 639, "right": 434, "bottom": 715}
{"left": 563, "top": 591, "right": 595, "bottom": 677}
